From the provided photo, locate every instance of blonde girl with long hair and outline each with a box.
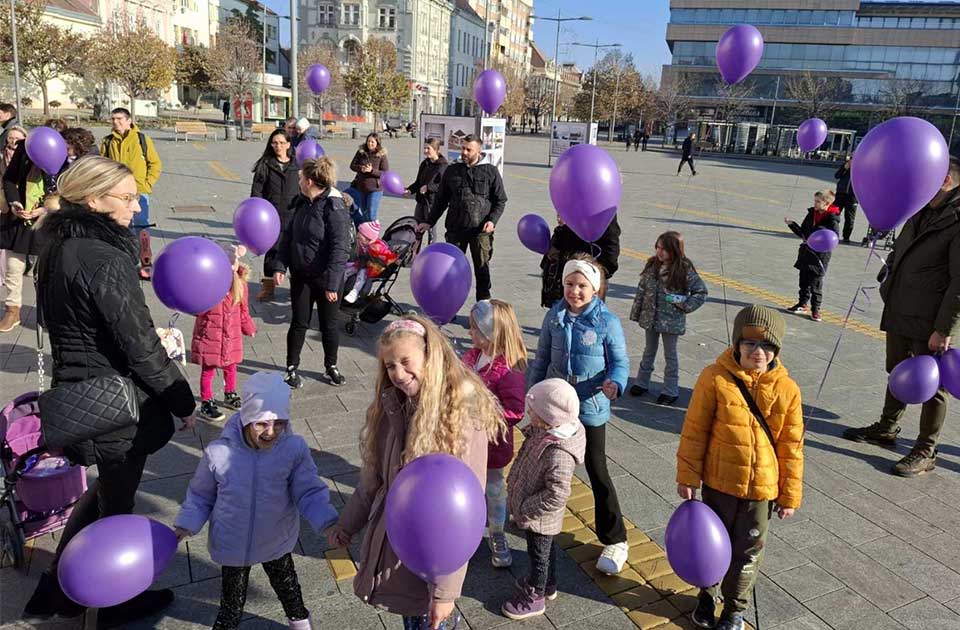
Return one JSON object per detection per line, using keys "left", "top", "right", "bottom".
{"left": 326, "top": 314, "right": 505, "bottom": 630}
{"left": 463, "top": 299, "right": 527, "bottom": 568}
{"left": 190, "top": 242, "right": 256, "bottom": 421}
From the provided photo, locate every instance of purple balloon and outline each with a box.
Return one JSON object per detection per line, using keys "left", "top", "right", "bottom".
{"left": 939, "top": 349, "right": 960, "bottom": 399}
{"left": 381, "top": 170, "right": 405, "bottom": 195}
{"left": 665, "top": 500, "right": 732, "bottom": 588}
{"left": 549, "top": 144, "right": 621, "bottom": 243}
{"left": 152, "top": 236, "right": 234, "bottom": 315}
{"left": 25, "top": 127, "right": 67, "bottom": 175}
{"left": 233, "top": 197, "right": 281, "bottom": 256}
{"left": 58, "top": 515, "right": 177, "bottom": 608}
{"left": 385, "top": 454, "right": 485, "bottom": 582}
{"left": 889, "top": 355, "right": 941, "bottom": 404}
{"left": 797, "top": 118, "right": 828, "bottom": 153}
{"left": 806, "top": 228, "right": 838, "bottom": 253}
{"left": 305, "top": 63, "right": 331, "bottom": 94}
{"left": 474, "top": 69, "right": 506, "bottom": 114}
{"left": 410, "top": 243, "right": 472, "bottom": 324}
{"left": 716, "top": 24, "right": 764, "bottom": 85}
{"left": 517, "top": 214, "right": 551, "bottom": 255}
{"left": 852, "top": 117, "right": 950, "bottom": 231}
{"left": 295, "top": 137, "right": 325, "bottom": 165}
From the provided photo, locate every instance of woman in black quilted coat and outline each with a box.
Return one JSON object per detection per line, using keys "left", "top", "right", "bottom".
{"left": 22, "top": 156, "right": 196, "bottom": 626}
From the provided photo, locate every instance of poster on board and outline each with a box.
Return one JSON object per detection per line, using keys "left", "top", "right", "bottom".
{"left": 550, "top": 122, "right": 598, "bottom": 158}
{"left": 419, "top": 115, "right": 506, "bottom": 175}
{"left": 479, "top": 118, "right": 506, "bottom": 174}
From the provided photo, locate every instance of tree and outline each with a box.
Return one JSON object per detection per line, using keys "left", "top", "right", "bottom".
{"left": 571, "top": 51, "right": 647, "bottom": 137}
{"left": 491, "top": 60, "right": 527, "bottom": 128}
{"left": 655, "top": 71, "right": 694, "bottom": 135}
{"left": 879, "top": 78, "right": 928, "bottom": 119}
{"left": 524, "top": 74, "right": 550, "bottom": 133}
{"left": 298, "top": 42, "right": 344, "bottom": 122}
{"left": 713, "top": 78, "right": 755, "bottom": 122}
{"left": 343, "top": 38, "right": 410, "bottom": 130}
{"left": 176, "top": 44, "right": 214, "bottom": 108}
{"left": 785, "top": 71, "right": 842, "bottom": 120}
{"left": 0, "top": 0, "right": 88, "bottom": 115}
{"left": 208, "top": 19, "right": 260, "bottom": 138}
{"left": 92, "top": 14, "right": 176, "bottom": 117}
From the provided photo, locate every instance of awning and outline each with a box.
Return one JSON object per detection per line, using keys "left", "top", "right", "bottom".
{"left": 266, "top": 89, "right": 290, "bottom": 98}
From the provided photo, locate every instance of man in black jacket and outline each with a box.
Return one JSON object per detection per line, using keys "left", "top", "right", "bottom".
{"left": 678, "top": 133, "right": 697, "bottom": 176}
{"left": 834, "top": 156, "right": 858, "bottom": 243}
{"left": 420, "top": 135, "right": 507, "bottom": 301}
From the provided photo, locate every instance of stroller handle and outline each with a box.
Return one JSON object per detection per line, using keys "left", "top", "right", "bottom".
{"left": 4, "top": 445, "right": 47, "bottom": 485}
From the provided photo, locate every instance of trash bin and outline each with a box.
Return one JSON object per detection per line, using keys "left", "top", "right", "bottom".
{"left": 225, "top": 125, "right": 237, "bottom": 141}
{"left": 351, "top": 127, "right": 358, "bottom": 139}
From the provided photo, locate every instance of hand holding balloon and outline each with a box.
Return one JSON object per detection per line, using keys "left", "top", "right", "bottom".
{"left": 430, "top": 601, "right": 455, "bottom": 630}
{"left": 599, "top": 380, "right": 619, "bottom": 401}
{"left": 326, "top": 524, "right": 351, "bottom": 548}
{"left": 677, "top": 484, "right": 697, "bottom": 501}
{"left": 776, "top": 506, "right": 795, "bottom": 520}
{"left": 174, "top": 527, "right": 191, "bottom": 542}
{"left": 178, "top": 414, "right": 197, "bottom": 432}
{"left": 274, "top": 272, "right": 285, "bottom": 286}
{"left": 930, "top": 331, "right": 952, "bottom": 353}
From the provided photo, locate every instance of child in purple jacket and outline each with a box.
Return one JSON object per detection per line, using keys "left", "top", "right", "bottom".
{"left": 174, "top": 372, "right": 338, "bottom": 630}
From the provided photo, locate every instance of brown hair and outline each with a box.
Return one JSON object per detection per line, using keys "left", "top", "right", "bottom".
{"left": 360, "top": 132, "right": 385, "bottom": 156}
{"left": 62, "top": 128, "right": 96, "bottom": 157}
{"left": 814, "top": 189, "right": 836, "bottom": 204}
{"left": 301, "top": 157, "right": 336, "bottom": 189}
{"left": 424, "top": 137, "right": 441, "bottom": 152}
{"left": 43, "top": 118, "right": 68, "bottom": 133}
{"left": 642, "top": 231, "right": 695, "bottom": 293}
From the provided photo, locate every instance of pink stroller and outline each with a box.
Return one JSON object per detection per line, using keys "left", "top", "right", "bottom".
{"left": 0, "top": 392, "right": 87, "bottom": 570}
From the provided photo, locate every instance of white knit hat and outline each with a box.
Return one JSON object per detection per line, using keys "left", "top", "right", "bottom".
{"left": 240, "top": 372, "right": 290, "bottom": 426}
{"left": 526, "top": 378, "right": 580, "bottom": 428}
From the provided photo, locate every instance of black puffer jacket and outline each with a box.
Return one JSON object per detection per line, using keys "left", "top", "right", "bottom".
{"left": 788, "top": 206, "right": 841, "bottom": 275}
{"left": 268, "top": 187, "right": 352, "bottom": 292}
{"left": 1, "top": 143, "right": 55, "bottom": 255}
{"left": 251, "top": 156, "right": 300, "bottom": 272}
{"left": 540, "top": 217, "right": 621, "bottom": 308}
{"left": 35, "top": 204, "right": 196, "bottom": 466}
{"left": 427, "top": 161, "right": 507, "bottom": 238}
{"left": 406, "top": 154, "right": 448, "bottom": 207}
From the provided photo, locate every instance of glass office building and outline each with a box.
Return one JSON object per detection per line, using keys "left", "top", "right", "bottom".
{"left": 663, "top": 1, "right": 960, "bottom": 129}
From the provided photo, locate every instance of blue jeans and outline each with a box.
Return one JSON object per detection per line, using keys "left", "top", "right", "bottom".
{"left": 402, "top": 612, "right": 460, "bottom": 630}
{"left": 344, "top": 188, "right": 382, "bottom": 225}
{"left": 636, "top": 328, "right": 680, "bottom": 397}
{"left": 131, "top": 193, "right": 150, "bottom": 233}
{"left": 486, "top": 468, "right": 507, "bottom": 533}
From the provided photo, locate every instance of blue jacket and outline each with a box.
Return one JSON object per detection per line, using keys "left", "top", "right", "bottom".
{"left": 527, "top": 298, "right": 630, "bottom": 426}
{"left": 174, "top": 414, "right": 339, "bottom": 567}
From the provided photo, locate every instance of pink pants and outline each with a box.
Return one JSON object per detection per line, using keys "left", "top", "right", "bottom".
{"left": 200, "top": 364, "right": 238, "bottom": 401}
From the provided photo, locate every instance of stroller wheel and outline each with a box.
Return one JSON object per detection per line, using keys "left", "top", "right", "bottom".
{"left": 0, "top": 500, "right": 25, "bottom": 570}
{"left": 345, "top": 321, "right": 356, "bottom": 336}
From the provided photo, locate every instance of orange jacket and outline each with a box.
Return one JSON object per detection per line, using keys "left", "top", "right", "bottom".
{"left": 676, "top": 348, "right": 804, "bottom": 509}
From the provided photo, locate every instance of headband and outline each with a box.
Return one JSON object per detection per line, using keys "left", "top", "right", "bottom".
{"left": 384, "top": 319, "right": 426, "bottom": 337}
{"left": 470, "top": 300, "right": 495, "bottom": 339}
{"left": 562, "top": 260, "right": 601, "bottom": 292}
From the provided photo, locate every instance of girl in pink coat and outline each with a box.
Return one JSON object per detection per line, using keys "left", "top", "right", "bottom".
{"left": 192, "top": 243, "right": 257, "bottom": 421}
{"left": 463, "top": 299, "right": 526, "bottom": 568}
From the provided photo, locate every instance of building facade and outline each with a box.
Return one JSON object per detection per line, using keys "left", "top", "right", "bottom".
{"left": 529, "top": 42, "right": 583, "bottom": 129}
{"left": 400, "top": 0, "right": 453, "bottom": 119}
{"left": 466, "top": 0, "right": 533, "bottom": 72}
{"left": 663, "top": 0, "right": 960, "bottom": 137}
{"left": 449, "top": 0, "right": 486, "bottom": 116}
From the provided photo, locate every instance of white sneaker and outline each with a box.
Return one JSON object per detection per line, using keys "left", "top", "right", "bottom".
{"left": 344, "top": 288, "right": 360, "bottom": 303}
{"left": 596, "top": 542, "right": 629, "bottom": 575}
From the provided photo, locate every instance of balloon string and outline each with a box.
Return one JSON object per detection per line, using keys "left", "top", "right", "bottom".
{"left": 711, "top": 176, "right": 732, "bottom": 345}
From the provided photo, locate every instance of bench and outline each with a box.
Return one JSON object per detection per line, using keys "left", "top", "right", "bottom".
{"left": 250, "top": 122, "right": 278, "bottom": 140}
{"left": 174, "top": 121, "right": 217, "bottom": 142}
{"left": 324, "top": 123, "right": 347, "bottom": 138}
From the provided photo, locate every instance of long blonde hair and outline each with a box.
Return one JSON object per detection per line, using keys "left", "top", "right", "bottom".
{"left": 470, "top": 299, "right": 528, "bottom": 372}
{"left": 229, "top": 264, "right": 250, "bottom": 305}
{"left": 37, "top": 156, "right": 133, "bottom": 224}
{"left": 360, "top": 314, "right": 506, "bottom": 481}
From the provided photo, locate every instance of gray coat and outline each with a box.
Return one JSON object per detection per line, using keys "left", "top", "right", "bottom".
{"left": 629, "top": 265, "right": 708, "bottom": 335}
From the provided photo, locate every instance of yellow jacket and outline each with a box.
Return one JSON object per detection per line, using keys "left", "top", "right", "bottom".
{"left": 676, "top": 348, "right": 804, "bottom": 509}
{"left": 100, "top": 125, "right": 161, "bottom": 193}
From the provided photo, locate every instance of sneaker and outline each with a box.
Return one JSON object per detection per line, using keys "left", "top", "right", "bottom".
{"left": 893, "top": 449, "right": 937, "bottom": 477}
{"left": 785, "top": 303, "right": 808, "bottom": 314}
{"left": 842, "top": 422, "right": 900, "bottom": 447}
{"left": 97, "top": 589, "right": 175, "bottom": 628}
{"left": 501, "top": 585, "right": 546, "bottom": 620}
{"left": 716, "top": 612, "right": 745, "bottom": 630}
{"left": 139, "top": 266, "right": 152, "bottom": 281}
{"left": 199, "top": 399, "right": 225, "bottom": 421}
{"left": 596, "top": 541, "right": 629, "bottom": 575}
{"left": 285, "top": 367, "right": 303, "bottom": 389}
{"left": 656, "top": 394, "right": 679, "bottom": 406}
{"left": 22, "top": 572, "right": 85, "bottom": 623}
{"left": 515, "top": 576, "right": 558, "bottom": 601}
{"left": 344, "top": 287, "right": 360, "bottom": 303}
{"left": 223, "top": 391, "right": 242, "bottom": 410}
{"left": 691, "top": 591, "right": 716, "bottom": 628}
{"left": 326, "top": 366, "right": 346, "bottom": 386}
{"left": 810, "top": 310, "right": 823, "bottom": 322}
{"left": 488, "top": 532, "right": 513, "bottom": 568}
{"left": 629, "top": 385, "right": 648, "bottom": 397}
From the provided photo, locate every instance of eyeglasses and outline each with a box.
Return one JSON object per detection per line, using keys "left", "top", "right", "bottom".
{"left": 103, "top": 192, "right": 141, "bottom": 205}
{"left": 740, "top": 339, "right": 778, "bottom": 354}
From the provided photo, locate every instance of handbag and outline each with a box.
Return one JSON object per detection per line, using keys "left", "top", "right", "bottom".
{"left": 728, "top": 371, "right": 776, "bottom": 450}
{"left": 34, "top": 281, "right": 140, "bottom": 450}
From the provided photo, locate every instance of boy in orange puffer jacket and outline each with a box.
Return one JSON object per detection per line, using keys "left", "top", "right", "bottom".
{"left": 676, "top": 305, "right": 804, "bottom": 630}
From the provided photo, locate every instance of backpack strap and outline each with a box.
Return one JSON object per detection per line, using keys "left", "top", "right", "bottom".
{"left": 727, "top": 370, "right": 776, "bottom": 449}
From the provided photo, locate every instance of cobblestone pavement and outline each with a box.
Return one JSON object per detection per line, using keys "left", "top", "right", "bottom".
{"left": 2, "top": 132, "right": 960, "bottom": 630}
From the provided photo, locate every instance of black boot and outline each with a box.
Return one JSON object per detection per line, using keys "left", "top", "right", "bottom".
{"left": 22, "top": 571, "right": 85, "bottom": 623}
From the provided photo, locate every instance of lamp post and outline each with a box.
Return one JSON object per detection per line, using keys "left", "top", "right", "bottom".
{"left": 290, "top": 0, "right": 298, "bottom": 117}
{"left": 531, "top": 11, "right": 591, "bottom": 165}
{"left": 9, "top": 0, "right": 21, "bottom": 113}
{"left": 571, "top": 39, "right": 621, "bottom": 126}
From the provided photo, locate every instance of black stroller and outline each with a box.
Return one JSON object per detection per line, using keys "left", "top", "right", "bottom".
{"left": 341, "top": 216, "right": 423, "bottom": 335}
{"left": 862, "top": 226, "right": 896, "bottom": 250}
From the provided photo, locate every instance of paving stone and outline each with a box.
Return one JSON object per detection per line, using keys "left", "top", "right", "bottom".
{"left": 567, "top": 493, "right": 596, "bottom": 513}
{"left": 837, "top": 492, "right": 943, "bottom": 541}
{"left": 556, "top": 527, "right": 599, "bottom": 550}
{"left": 557, "top": 607, "right": 637, "bottom": 629}
{"left": 858, "top": 536, "right": 960, "bottom": 603}
{"left": 759, "top": 532, "right": 814, "bottom": 577}
{"left": 647, "top": 573, "right": 694, "bottom": 597}
{"left": 633, "top": 557, "right": 673, "bottom": 581}
{"left": 325, "top": 547, "right": 357, "bottom": 581}
{"left": 769, "top": 563, "right": 843, "bottom": 602}
{"left": 887, "top": 597, "right": 960, "bottom": 630}
{"left": 567, "top": 542, "right": 604, "bottom": 564}
{"left": 611, "top": 586, "right": 664, "bottom": 612}
{"left": 628, "top": 542, "right": 666, "bottom": 565}
{"left": 625, "top": 599, "right": 681, "bottom": 630}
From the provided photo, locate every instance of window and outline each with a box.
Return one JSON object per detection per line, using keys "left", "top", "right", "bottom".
{"left": 378, "top": 7, "right": 396, "bottom": 29}
{"left": 784, "top": 10, "right": 798, "bottom": 25}
{"left": 267, "top": 24, "right": 277, "bottom": 40}
{"left": 319, "top": 5, "right": 334, "bottom": 25}
{"left": 342, "top": 4, "right": 360, "bottom": 26}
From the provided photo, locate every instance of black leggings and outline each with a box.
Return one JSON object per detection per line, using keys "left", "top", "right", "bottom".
{"left": 214, "top": 553, "right": 309, "bottom": 629}
{"left": 678, "top": 156, "right": 696, "bottom": 174}
{"left": 583, "top": 424, "right": 626, "bottom": 545}
{"left": 286, "top": 275, "right": 340, "bottom": 369}
{"left": 526, "top": 530, "right": 558, "bottom": 595}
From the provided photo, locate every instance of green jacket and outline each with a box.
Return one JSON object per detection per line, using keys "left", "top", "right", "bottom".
{"left": 879, "top": 187, "right": 960, "bottom": 340}
{"left": 100, "top": 125, "right": 161, "bottom": 193}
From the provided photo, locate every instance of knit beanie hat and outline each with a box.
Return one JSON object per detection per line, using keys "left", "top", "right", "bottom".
{"left": 240, "top": 372, "right": 290, "bottom": 426}
{"left": 732, "top": 305, "right": 786, "bottom": 354}
{"left": 358, "top": 220, "right": 381, "bottom": 242}
{"left": 526, "top": 378, "right": 580, "bottom": 428}
{"left": 218, "top": 241, "right": 247, "bottom": 270}
{"left": 470, "top": 300, "right": 494, "bottom": 340}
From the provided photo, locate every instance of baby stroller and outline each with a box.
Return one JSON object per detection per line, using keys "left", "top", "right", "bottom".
{"left": 342, "top": 216, "right": 423, "bottom": 336}
{"left": 862, "top": 226, "right": 896, "bottom": 250}
{"left": 0, "top": 392, "right": 87, "bottom": 570}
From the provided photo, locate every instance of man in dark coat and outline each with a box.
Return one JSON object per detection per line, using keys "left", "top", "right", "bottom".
{"left": 540, "top": 215, "right": 621, "bottom": 308}
{"left": 0, "top": 102, "right": 19, "bottom": 151}
{"left": 835, "top": 156, "right": 858, "bottom": 243}
{"left": 843, "top": 156, "right": 960, "bottom": 477}
{"left": 421, "top": 134, "right": 508, "bottom": 302}
{"left": 678, "top": 133, "right": 697, "bottom": 175}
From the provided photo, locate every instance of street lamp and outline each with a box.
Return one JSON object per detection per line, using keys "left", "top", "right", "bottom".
{"left": 571, "top": 40, "right": 621, "bottom": 126}
{"left": 531, "top": 11, "right": 591, "bottom": 165}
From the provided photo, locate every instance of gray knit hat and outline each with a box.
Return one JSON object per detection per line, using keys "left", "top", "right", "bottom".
{"left": 732, "top": 305, "right": 786, "bottom": 354}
